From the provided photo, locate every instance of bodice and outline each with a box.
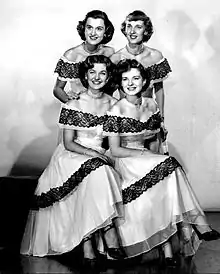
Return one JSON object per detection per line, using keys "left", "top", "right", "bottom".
{"left": 103, "top": 102, "right": 163, "bottom": 148}
{"left": 58, "top": 104, "right": 107, "bottom": 152}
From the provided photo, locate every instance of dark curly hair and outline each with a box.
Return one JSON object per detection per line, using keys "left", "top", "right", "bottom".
{"left": 79, "top": 55, "right": 117, "bottom": 95}
{"left": 121, "top": 10, "right": 153, "bottom": 42}
{"left": 77, "top": 10, "right": 114, "bottom": 44}
{"left": 116, "top": 59, "right": 151, "bottom": 93}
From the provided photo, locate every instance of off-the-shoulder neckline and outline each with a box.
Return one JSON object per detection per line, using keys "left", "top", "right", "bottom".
{"left": 107, "top": 99, "right": 159, "bottom": 123}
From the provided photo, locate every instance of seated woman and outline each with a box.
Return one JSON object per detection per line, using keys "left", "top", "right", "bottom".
{"left": 20, "top": 55, "right": 124, "bottom": 264}
{"left": 103, "top": 59, "right": 220, "bottom": 265}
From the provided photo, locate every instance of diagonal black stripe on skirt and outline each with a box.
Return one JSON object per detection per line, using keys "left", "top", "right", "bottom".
{"left": 31, "top": 157, "right": 111, "bottom": 210}
{"left": 122, "top": 156, "right": 181, "bottom": 204}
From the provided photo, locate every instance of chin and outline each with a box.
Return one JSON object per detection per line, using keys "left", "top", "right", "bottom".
{"left": 88, "top": 39, "right": 101, "bottom": 45}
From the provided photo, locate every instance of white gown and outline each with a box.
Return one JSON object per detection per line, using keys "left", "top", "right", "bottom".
{"left": 20, "top": 104, "right": 122, "bottom": 257}
{"left": 103, "top": 99, "right": 210, "bottom": 258}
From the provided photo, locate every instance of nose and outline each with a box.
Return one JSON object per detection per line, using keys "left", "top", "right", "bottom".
{"left": 130, "top": 27, "right": 135, "bottom": 34}
{"left": 91, "top": 28, "right": 96, "bottom": 36}
{"left": 94, "top": 73, "right": 100, "bottom": 80}
{"left": 128, "top": 79, "right": 133, "bottom": 86}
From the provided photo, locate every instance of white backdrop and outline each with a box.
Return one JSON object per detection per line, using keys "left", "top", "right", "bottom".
{"left": 0, "top": 0, "right": 220, "bottom": 210}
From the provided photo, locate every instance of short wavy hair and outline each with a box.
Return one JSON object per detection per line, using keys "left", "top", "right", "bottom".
{"left": 79, "top": 55, "right": 117, "bottom": 95}
{"left": 121, "top": 10, "right": 153, "bottom": 42}
{"left": 116, "top": 59, "right": 151, "bottom": 93}
{"left": 77, "top": 10, "right": 114, "bottom": 44}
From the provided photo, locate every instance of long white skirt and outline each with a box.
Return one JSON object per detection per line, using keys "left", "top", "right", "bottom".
{"left": 20, "top": 143, "right": 122, "bottom": 257}
{"left": 115, "top": 151, "right": 209, "bottom": 258}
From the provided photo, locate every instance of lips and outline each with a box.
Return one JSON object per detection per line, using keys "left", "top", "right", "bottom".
{"left": 127, "top": 87, "right": 136, "bottom": 91}
{"left": 89, "top": 36, "right": 98, "bottom": 40}
{"left": 129, "top": 35, "right": 137, "bottom": 39}
{"left": 92, "top": 80, "right": 102, "bottom": 85}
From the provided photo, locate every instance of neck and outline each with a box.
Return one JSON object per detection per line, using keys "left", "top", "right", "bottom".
{"left": 87, "top": 88, "right": 103, "bottom": 99}
{"left": 125, "top": 94, "right": 142, "bottom": 107}
{"left": 126, "top": 43, "right": 144, "bottom": 56}
{"left": 83, "top": 42, "right": 101, "bottom": 54}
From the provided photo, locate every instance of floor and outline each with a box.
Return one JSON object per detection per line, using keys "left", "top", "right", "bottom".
{"left": 0, "top": 213, "right": 219, "bottom": 274}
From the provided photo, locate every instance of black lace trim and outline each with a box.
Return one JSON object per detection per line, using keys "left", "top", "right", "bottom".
{"left": 103, "top": 112, "right": 162, "bottom": 134}
{"left": 59, "top": 108, "right": 106, "bottom": 128}
{"left": 31, "top": 157, "right": 110, "bottom": 210}
{"left": 122, "top": 156, "right": 181, "bottom": 204}
{"left": 54, "top": 59, "right": 80, "bottom": 79}
{"left": 148, "top": 58, "right": 172, "bottom": 81}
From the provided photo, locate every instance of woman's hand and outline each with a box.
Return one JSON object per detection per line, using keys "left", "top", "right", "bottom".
{"left": 68, "top": 91, "right": 80, "bottom": 100}
{"left": 160, "top": 123, "right": 168, "bottom": 142}
{"left": 85, "top": 149, "right": 113, "bottom": 166}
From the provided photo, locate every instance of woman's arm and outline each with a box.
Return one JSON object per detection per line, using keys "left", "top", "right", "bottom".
{"left": 53, "top": 78, "right": 70, "bottom": 103}
{"left": 63, "top": 129, "right": 112, "bottom": 163}
{"left": 154, "top": 82, "right": 164, "bottom": 117}
{"left": 109, "top": 135, "right": 149, "bottom": 158}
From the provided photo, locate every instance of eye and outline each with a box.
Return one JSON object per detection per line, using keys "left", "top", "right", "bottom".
{"left": 136, "top": 25, "right": 143, "bottom": 29}
{"left": 122, "top": 77, "right": 128, "bottom": 81}
{"left": 134, "top": 76, "right": 141, "bottom": 80}
{"left": 97, "top": 27, "right": 104, "bottom": 32}
{"left": 100, "top": 71, "right": 107, "bottom": 76}
{"left": 86, "top": 25, "right": 92, "bottom": 30}
{"left": 88, "top": 69, "right": 95, "bottom": 75}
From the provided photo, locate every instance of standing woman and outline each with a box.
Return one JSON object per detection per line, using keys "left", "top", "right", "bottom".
{"left": 20, "top": 55, "right": 124, "bottom": 263}
{"left": 111, "top": 10, "right": 170, "bottom": 118}
{"left": 104, "top": 59, "right": 220, "bottom": 265}
{"left": 53, "top": 10, "right": 115, "bottom": 103}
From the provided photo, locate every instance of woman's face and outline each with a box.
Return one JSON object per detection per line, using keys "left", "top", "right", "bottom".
{"left": 125, "top": 20, "right": 145, "bottom": 44}
{"left": 86, "top": 63, "right": 108, "bottom": 91}
{"left": 121, "top": 68, "right": 146, "bottom": 96}
{"left": 85, "top": 17, "right": 106, "bottom": 45}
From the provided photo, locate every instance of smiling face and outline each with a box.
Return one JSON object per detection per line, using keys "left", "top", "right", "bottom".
{"left": 84, "top": 17, "right": 106, "bottom": 45}
{"left": 121, "top": 68, "right": 146, "bottom": 96}
{"left": 86, "top": 63, "right": 108, "bottom": 91}
{"left": 125, "top": 20, "right": 145, "bottom": 45}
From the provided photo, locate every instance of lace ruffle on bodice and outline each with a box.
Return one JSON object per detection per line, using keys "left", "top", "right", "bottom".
{"left": 59, "top": 107, "right": 106, "bottom": 129}
{"left": 54, "top": 57, "right": 81, "bottom": 81}
{"left": 148, "top": 58, "right": 171, "bottom": 83}
{"left": 103, "top": 111, "right": 162, "bottom": 136}
{"left": 58, "top": 105, "right": 107, "bottom": 150}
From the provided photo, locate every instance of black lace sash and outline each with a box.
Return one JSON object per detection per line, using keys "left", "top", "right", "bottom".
{"left": 122, "top": 156, "right": 181, "bottom": 204}
{"left": 31, "top": 157, "right": 110, "bottom": 210}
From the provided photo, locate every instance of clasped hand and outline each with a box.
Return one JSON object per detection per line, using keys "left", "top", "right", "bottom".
{"left": 87, "top": 149, "right": 113, "bottom": 166}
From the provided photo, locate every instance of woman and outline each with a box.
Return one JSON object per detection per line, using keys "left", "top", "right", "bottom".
{"left": 53, "top": 10, "right": 115, "bottom": 103}
{"left": 111, "top": 10, "right": 170, "bottom": 152}
{"left": 111, "top": 10, "right": 170, "bottom": 117}
{"left": 104, "top": 59, "right": 220, "bottom": 265}
{"left": 20, "top": 55, "right": 124, "bottom": 263}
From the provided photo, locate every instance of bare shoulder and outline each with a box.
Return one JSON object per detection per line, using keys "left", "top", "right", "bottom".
{"left": 110, "top": 47, "right": 125, "bottom": 63}
{"left": 109, "top": 98, "right": 123, "bottom": 114}
{"left": 104, "top": 94, "right": 118, "bottom": 107}
{"left": 63, "top": 44, "right": 82, "bottom": 61}
{"left": 102, "top": 45, "right": 115, "bottom": 57}
{"left": 147, "top": 47, "right": 164, "bottom": 63}
{"left": 143, "top": 98, "right": 158, "bottom": 113}
{"left": 65, "top": 98, "right": 80, "bottom": 109}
